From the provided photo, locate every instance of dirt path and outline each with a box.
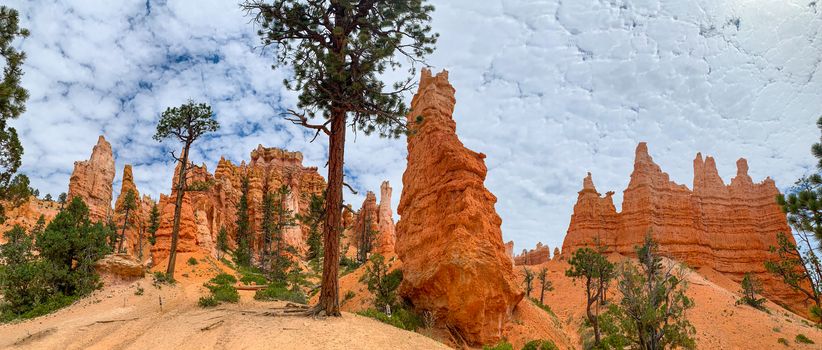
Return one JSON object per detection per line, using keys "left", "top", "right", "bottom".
{"left": 0, "top": 272, "right": 450, "bottom": 349}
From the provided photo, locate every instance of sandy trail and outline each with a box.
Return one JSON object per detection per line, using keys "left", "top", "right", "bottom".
{"left": 0, "top": 256, "right": 450, "bottom": 350}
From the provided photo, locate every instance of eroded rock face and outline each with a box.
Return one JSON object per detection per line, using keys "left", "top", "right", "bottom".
{"left": 151, "top": 146, "right": 326, "bottom": 263}
{"left": 396, "top": 69, "right": 523, "bottom": 345}
{"left": 514, "top": 242, "right": 551, "bottom": 266}
{"left": 113, "top": 165, "right": 149, "bottom": 258}
{"left": 375, "top": 181, "right": 396, "bottom": 255}
{"left": 94, "top": 253, "right": 145, "bottom": 284}
{"left": 68, "top": 136, "right": 115, "bottom": 223}
{"left": 0, "top": 197, "right": 60, "bottom": 242}
{"left": 561, "top": 142, "right": 807, "bottom": 313}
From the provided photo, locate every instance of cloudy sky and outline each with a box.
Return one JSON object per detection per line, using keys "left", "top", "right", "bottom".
{"left": 6, "top": 0, "right": 822, "bottom": 253}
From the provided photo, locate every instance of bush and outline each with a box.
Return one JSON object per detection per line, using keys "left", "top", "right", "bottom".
{"left": 795, "top": 333, "right": 814, "bottom": 344}
{"left": 209, "top": 284, "right": 239, "bottom": 303}
{"left": 187, "top": 257, "right": 198, "bottom": 266}
{"left": 210, "top": 273, "right": 237, "bottom": 286}
{"left": 357, "top": 307, "right": 421, "bottom": 331}
{"left": 521, "top": 340, "right": 559, "bottom": 350}
{"left": 153, "top": 271, "right": 175, "bottom": 285}
{"left": 1, "top": 294, "right": 80, "bottom": 323}
{"left": 198, "top": 296, "right": 218, "bottom": 308}
{"left": 482, "top": 341, "right": 514, "bottom": 350}
{"left": 240, "top": 273, "right": 267, "bottom": 286}
{"left": 134, "top": 286, "right": 144, "bottom": 296}
{"left": 530, "top": 298, "right": 557, "bottom": 318}
{"left": 778, "top": 337, "right": 789, "bottom": 346}
{"left": 254, "top": 282, "right": 306, "bottom": 304}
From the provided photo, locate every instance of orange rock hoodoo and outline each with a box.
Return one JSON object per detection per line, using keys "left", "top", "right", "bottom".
{"left": 561, "top": 142, "right": 807, "bottom": 313}
{"left": 113, "top": 165, "right": 150, "bottom": 258}
{"left": 151, "top": 146, "right": 326, "bottom": 263}
{"left": 68, "top": 135, "right": 115, "bottom": 223}
{"left": 395, "top": 69, "right": 523, "bottom": 345}
{"left": 514, "top": 242, "right": 551, "bottom": 266}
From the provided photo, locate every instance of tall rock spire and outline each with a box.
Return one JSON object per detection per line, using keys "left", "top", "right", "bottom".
{"left": 68, "top": 135, "right": 116, "bottom": 223}
{"left": 396, "top": 69, "right": 522, "bottom": 345}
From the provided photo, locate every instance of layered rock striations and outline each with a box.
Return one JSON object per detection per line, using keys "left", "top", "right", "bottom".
{"left": 113, "top": 165, "right": 150, "bottom": 258}
{"left": 151, "top": 146, "right": 326, "bottom": 263}
{"left": 395, "top": 69, "right": 523, "bottom": 345}
{"left": 514, "top": 242, "right": 551, "bottom": 266}
{"left": 561, "top": 142, "right": 807, "bottom": 312}
{"left": 68, "top": 136, "right": 115, "bottom": 223}
{"left": 375, "top": 181, "right": 396, "bottom": 255}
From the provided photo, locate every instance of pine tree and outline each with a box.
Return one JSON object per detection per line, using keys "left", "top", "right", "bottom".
{"left": 360, "top": 253, "right": 402, "bottom": 314}
{"left": 737, "top": 273, "right": 766, "bottom": 309}
{"left": 153, "top": 101, "right": 219, "bottom": 278}
{"left": 301, "top": 193, "right": 325, "bottom": 262}
{"left": 147, "top": 203, "right": 160, "bottom": 246}
{"left": 269, "top": 185, "right": 297, "bottom": 282}
{"left": 234, "top": 176, "right": 252, "bottom": 267}
{"left": 116, "top": 189, "right": 136, "bottom": 254}
{"left": 537, "top": 267, "right": 553, "bottom": 305}
{"left": 523, "top": 267, "right": 535, "bottom": 298}
{"left": 216, "top": 226, "right": 228, "bottom": 260}
{"left": 242, "top": 0, "right": 438, "bottom": 316}
{"left": 566, "top": 245, "right": 614, "bottom": 347}
{"left": 43, "top": 193, "right": 52, "bottom": 201}
{"left": 602, "top": 235, "right": 696, "bottom": 350}
{"left": 58, "top": 193, "right": 67, "bottom": 210}
{"left": 356, "top": 214, "right": 377, "bottom": 264}
{"left": 0, "top": 6, "right": 30, "bottom": 225}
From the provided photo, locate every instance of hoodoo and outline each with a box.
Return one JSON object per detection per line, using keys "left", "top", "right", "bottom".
{"left": 113, "top": 164, "right": 147, "bottom": 257}
{"left": 68, "top": 135, "right": 115, "bottom": 223}
{"left": 562, "top": 142, "right": 807, "bottom": 313}
{"left": 395, "top": 69, "right": 523, "bottom": 345}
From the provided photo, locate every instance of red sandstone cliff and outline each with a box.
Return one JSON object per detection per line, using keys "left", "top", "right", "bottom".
{"left": 561, "top": 142, "right": 807, "bottom": 314}
{"left": 514, "top": 242, "right": 552, "bottom": 266}
{"left": 68, "top": 136, "right": 115, "bottom": 222}
{"left": 395, "top": 69, "right": 523, "bottom": 345}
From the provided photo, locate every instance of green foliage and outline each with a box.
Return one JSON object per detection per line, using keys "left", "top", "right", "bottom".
{"left": 152, "top": 271, "right": 175, "bottom": 285}
{"left": 234, "top": 176, "right": 253, "bottom": 267}
{"left": 521, "top": 339, "right": 559, "bottom": 350}
{"left": 58, "top": 192, "right": 67, "bottom": 205}
{"left": 300, "top": 193, "right": 325, "bottom": 261}
{"left": 148, "top": 203, "right": 160, "bottom": 246}
{"left": 343, "top": 290, "right": 356, "bottom": 303}
{"left": 482, "top": 340, "right": 514, "bottom": 350}
{"left": 736, "top": 272, "right": 767, "bottom": 309}
{"left": 198, "top": 296, "right": 218, "bottom": 308}
{"left": 43, "top": 193, "right": 52, "bottom": 201}
{"left": 187, "top": 257, "right": 198, "bottom": 266}
{"left": 777, "top": 337, "right": 789, "bottom": 346}
{"left": 0, "top": 197, "right": 113, "bottom": 322}
{"left": 0, "top": 174, "right": 35, "bottom": 223}
{"left": 0, "top": 6, "right": 30, "bottom": 224}
{"left": 240, "top": 273, "right": 267, "bottom": 286}
{"left": 254, "top": 282, "right": 306, "bottom": 304}
{"left": 765, "top": 231, "right": 822, "bottom": 319}
{"left": 537, "top": 267, "right": 553, "bottom": 304}
{"left": 134, "top": 286, "right": 144, "bottom": 296}
{"left": 216, "top": 226, "right": 228, "bottom": 260}
{"left": 530, "top": 298, "right": 557, "bottom": 318}
{"left": 600, "top": 235, "right": 696, "bottom": 350}
{"left": 357, "top": 307, "right": 421, "bottom": 332}
{"left": 565, "top": 244, "right": 615, "bottom": 347}
{"left": 242, "top": 0, "right": 439, "bottom": 138}
{"left": 360, "top": 253, "right": 403, "bottom": 312}
{"left": 795, "top": 333, "right": 814, "bottom": 344}
{"left": 203, "top": 273, "right": 239, "bottom": 304}
{"left": 260, "top": 185, "right": 297, "bottom": 282}
{"left": 116, "top": 189, "right": 137, "bottom": 253}
{"left": 153, "top": 101, "right": 219, "bottom": 144}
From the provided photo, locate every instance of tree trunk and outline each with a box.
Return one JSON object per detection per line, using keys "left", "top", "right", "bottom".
{"left": 117, "top": 207, "right": 130, "bottom": 254}
{"left": 317, "top": 108, "right": 346, "bottom": 316}
{"left": 166, "top": 144, "right": 190, "bottom": 278}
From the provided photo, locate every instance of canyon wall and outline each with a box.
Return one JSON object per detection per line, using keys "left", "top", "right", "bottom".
{"left": 395, "top": 69, "right": 523, "bottom": 345}
{"left": 151, "top": 146, "right": 326, "bottom": 263}
{"left": 514, "top": 242, "right": 551, "bottom": 266}
{"left": 561, "top": 142, "right": 807, "bottom": 313}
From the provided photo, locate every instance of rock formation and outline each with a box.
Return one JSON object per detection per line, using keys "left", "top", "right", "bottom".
{"left": 505, "top": 241, "right": 515, "bottom": 261}
{"left": 0, "top": 197, "right": 60, "bottom": 242}
{"left": 514, "top": 242, "right": 551, "bottom": 266}
{"left": 151, "top": 146, "right": 326, "bottom": 263}
{"left": 561, "top": 142, "right": 807, "bottom": 313}
{"left": 375, "top": 181, "right": 396, "bottom": 255}
{"left": 395, "top": 69, "right": 523, "bottom": 345}
{"left": 94, "top": 253, "right": 145, "bottom": 284}
{"left": 113, "top": 165, "right": 149, "bottom": 258}
{"left": 68, "top": 136, "right": 115, "bottom": 223}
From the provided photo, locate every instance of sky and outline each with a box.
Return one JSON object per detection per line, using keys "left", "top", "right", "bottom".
{"left": 6, "top": 0, "right": 822, "bottom": 253}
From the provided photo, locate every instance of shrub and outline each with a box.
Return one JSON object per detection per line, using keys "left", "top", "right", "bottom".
{"left": 343, "top": 291, "right": 356, "bottom": 303}
{"left": 240, "top": 273, "right": 267, "bottom": 286}
{"left": 778, "top": 337, "right": 789, "bottom": 346}
{"left": 360, "top": 253, "right": 402, "bottom": 312}
{"left": 795, "top": 333, "right": 814, "bottom": 344}
{"left": 521, "top": 339, "right": 559, "bottom": 350}
{"left": 134, "top": 287, "right": 144, "bottom": 296}
{"left": 736, "top": 273, "right": 766, "bottom": 310}
{"left": 482, "top": 341, "right": 514, "bottom": 350}
{"left": 198, "top": 296, "right": 218, "bottom": 308}
{"left": 254, "top": 282, "right": 306, "bottom": 304}
{"left": 209, "top": 284, "right": 239, "bottom": 303}
{"left": 187, "top": 257, "right": 198, "bottom": 266}
{"left": 530, "top": 298, "right": 557, "bottom": 318}
{"left": 357, "top": 307, "right": 421, "bottom": 331}
{"left": 210, "top": 273, "right": 237, "bottom": 286}
{"left": 153, "top": 271, "right": 175, "bottom": 285}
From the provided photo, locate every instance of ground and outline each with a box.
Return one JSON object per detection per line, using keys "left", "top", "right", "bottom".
{"left": 0, "top": 252, "right": 449, "bottom": 350}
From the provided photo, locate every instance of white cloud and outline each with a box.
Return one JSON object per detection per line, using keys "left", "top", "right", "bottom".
{"left": 5, "top": 0, "right": 822, "bottom": 254}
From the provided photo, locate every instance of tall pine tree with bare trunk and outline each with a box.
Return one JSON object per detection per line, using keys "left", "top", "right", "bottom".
{"left": 242, "top": 0, "right": 438, "bottom": 316}
{"left": 153, "top": 101, "right": 219, "bottom": 279}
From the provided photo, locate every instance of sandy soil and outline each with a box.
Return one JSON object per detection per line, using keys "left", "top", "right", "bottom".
{"left": 0, "top": 253, "right": 450, "bottom": 350}
{"left": 532, "top": 256, "right": 822, "bottom": 349}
